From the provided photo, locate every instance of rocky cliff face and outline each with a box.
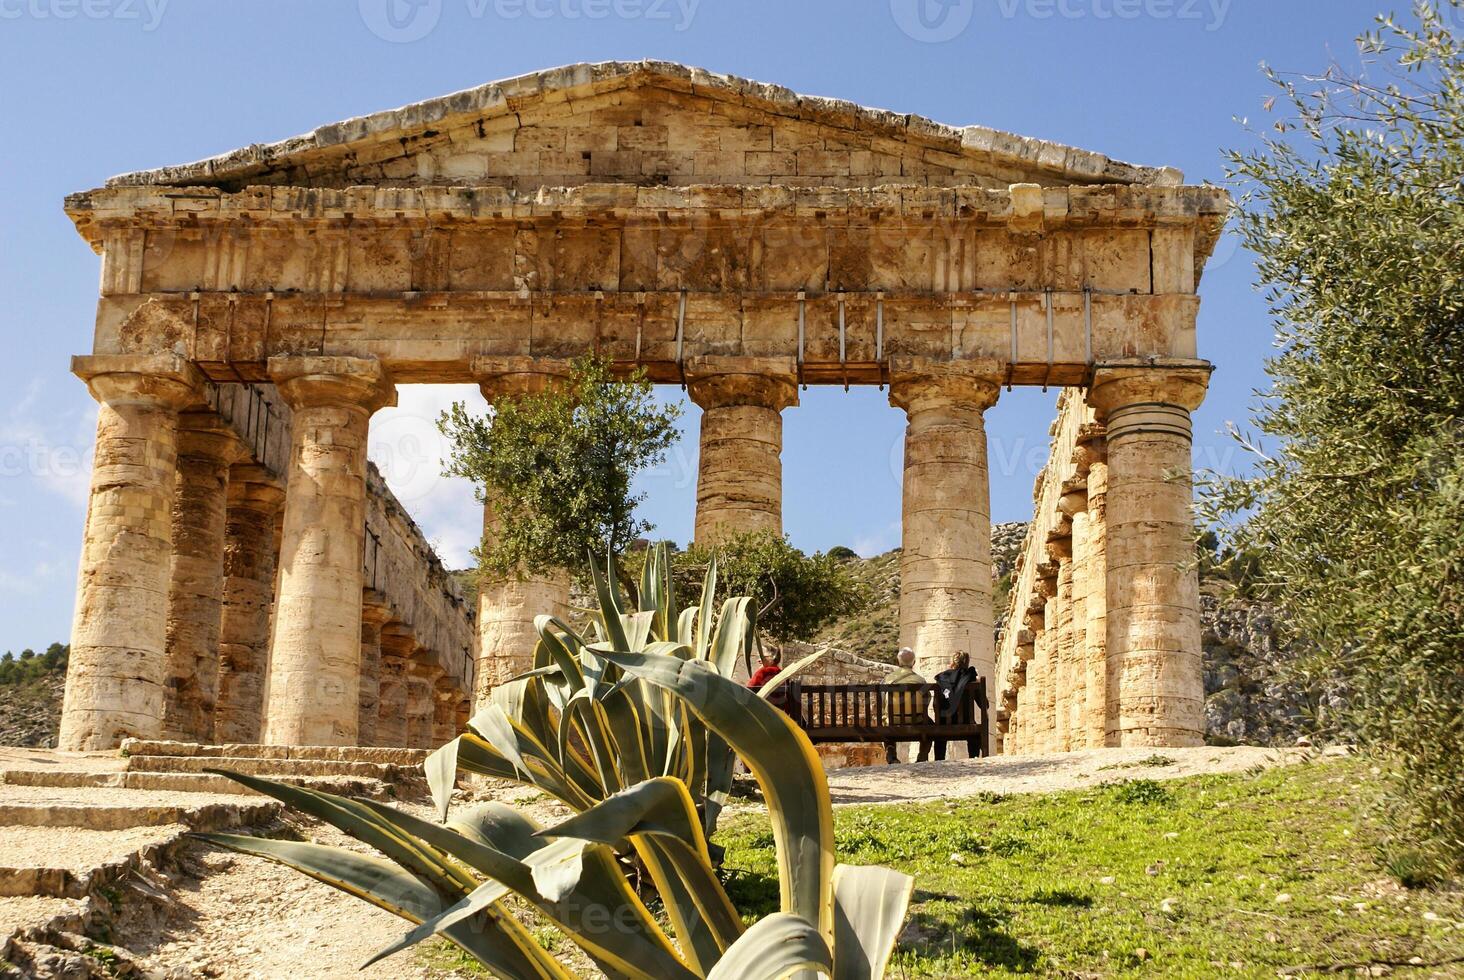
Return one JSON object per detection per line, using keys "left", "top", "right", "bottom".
{"left": 0, "top": 672, "right": 63, "bottom": 748}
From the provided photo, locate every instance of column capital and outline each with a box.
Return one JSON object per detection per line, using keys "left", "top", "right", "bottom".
{"left": 227, "top": 462, "right": 285, "bottom": 502}
{"left": 177, "top": 412, "right": 248, "bottom": 465}
{"left": 471, "top": 356, "right": 572, "bottom": 401}
{"left": 685, "top": 356, "right": 798, "bottom": 411}
{"left": 1088, "top": 360, "right": 1211, "bottom": 415}
{"left": 267, "top": 356, "right": 396, "bottom": 413}
{"left": 72, "top": 354, "right": 207, "bottom": 411}
{"left": 362, "top": 591, "right": 394, "bottom": 628}
{"left": 888, "top": 357, "right": 1001, "bottom": 414}
{"left": 1071, "top": 423, "right": 1108, "bottom": 476}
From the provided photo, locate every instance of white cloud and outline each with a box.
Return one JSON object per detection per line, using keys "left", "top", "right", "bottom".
{"left": 851, "top": 521, "right": 901, "bottom": 558}
{"left": 0, "top": 377, "right": 98, "bottom": 510}
{"left": 368, "top": 384, "right": 486, "bottom": 569}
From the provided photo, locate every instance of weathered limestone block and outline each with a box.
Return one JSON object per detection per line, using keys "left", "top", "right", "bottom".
{"left": 432, "top": 674, "right": 461, "bottom": 745}
{"left": 473, "top": 357, "right": 574, "bottom": 708}
{"left": 161, "top": 414, "right": 244, "bottom": 744}
{"left": 358, "top": 598, "right": 392, "bottom": 748}
{"left": 262, "top": 356, "right": 395, "bottom": 746}
{"left": 889, "top": 358, "right": 1000, "bottom": 698}
{"left": 213, "top": 465, "right": 284, "bottom": 744}
{"left": 1090, "top": 362, "right": 1209, "bottom": 747}
{"left": 376, "top": 626, "right": 413, "bottom": 748}
{"left": 406, "top": 664, "right": 437, "bottom": 749}
{"left": 686, "top": 356, "right": 798, "bottom": 546}
{"left": 60, "top": 354, "right": 206, "bottom": 751}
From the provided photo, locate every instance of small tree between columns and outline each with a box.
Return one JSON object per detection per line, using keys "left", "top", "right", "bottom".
{"left": 438, "top": 354, "right": 682, "bottom": 578}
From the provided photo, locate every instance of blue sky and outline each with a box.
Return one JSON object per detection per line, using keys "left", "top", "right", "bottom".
{"left": 0, "top": 0, "right": 1397, "bottom": 651}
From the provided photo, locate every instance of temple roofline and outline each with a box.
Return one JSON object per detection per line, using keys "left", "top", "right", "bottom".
{"left": 95, "top": 60, "right": 1184, "bottom": 192}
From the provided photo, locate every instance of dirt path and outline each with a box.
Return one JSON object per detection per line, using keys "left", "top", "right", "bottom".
{"left": 821, "top": 745, "right": 1321, "bottom": 805}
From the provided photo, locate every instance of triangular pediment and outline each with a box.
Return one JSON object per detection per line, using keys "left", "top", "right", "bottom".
{"left": 102, "top": 62, "right": 1181, "bottom": 194}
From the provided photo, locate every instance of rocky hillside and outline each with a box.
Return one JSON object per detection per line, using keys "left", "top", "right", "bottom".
{"left": 0, "top": 663, "right": 65, "bottom": 748}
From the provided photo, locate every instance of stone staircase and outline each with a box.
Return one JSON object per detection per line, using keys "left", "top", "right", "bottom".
{"left": 0, "top": 741, "right": 436, "bottom": 976}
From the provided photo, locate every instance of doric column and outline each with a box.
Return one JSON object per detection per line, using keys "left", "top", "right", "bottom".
{"left": 358, "top": 596, "right": 392, "bottom": 747}
{"left": 472, "top": 357, "right": 573, "bottom": 706}
{"left": 1089, "top": 362, "right": 1210, "bottom": 747}
{"left": 889, "top": 359, "right": 1001, "bottom": 689}
{"left": 262, "top": 356, "right": 395, "bottom": 746}
{"left": 1067, "top": 507, "right": 1092, "bottom": 746}
{"left": 376, "top": 625, "right": 413, "bottom": 747}
{"left": 60, "top": 355, "right": 205, "bottom": 751}
{"left": 686, "top": 356, "right": 799, "bottom": 547}
{"left": 1074, "top": 425, "right": 1110, "bottom": 747}
{"left": 1032, "top": 563, "right": 1059, "bottom": 753}
{"left": 1046, "top": 524, "right": 1075, "bottom": 752}
{"left": 214, "top": 465, "right": 284, "bottom": 744}
{"left": 161, "top": 414, "right": 244, "bottom": 743}
{"left": 1009, "top": 629, "right": 1035, "bottom": 753}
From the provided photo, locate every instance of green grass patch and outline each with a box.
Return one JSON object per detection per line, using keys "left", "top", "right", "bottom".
{"left": 717, "top": 759, "right": 1464, "bottom": 977}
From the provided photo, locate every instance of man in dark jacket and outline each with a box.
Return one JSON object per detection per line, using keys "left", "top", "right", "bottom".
{"left": 932, "top": 651, "right": 981, "bottom": 761}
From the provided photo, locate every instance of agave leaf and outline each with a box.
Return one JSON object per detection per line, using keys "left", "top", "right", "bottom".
{"left": 205, "top": 770, "right": 475, "bottom": 896}
{"left": 451, "top": 802, "right": 699, "bottom": 980}
{"left": 535, "top": 615, "right": 589, "bottom": 691}
{"left": 194, "top": 834, "right": 443, "bottom": 920}
{"left": 599, "top": 682, "right": 650, "bottom": 786}
{"left": 425, "top": 737, "right": 460, "bottom": 823}
{"left": 494, "top": 670, "right": 559, "bottom": 750}
{"left": 351, "top": 798, "right": 688, "bottom": 980}
{"left": 559, "top": 691, "right": 621, "bottom": 796}
{"left": 589, "top": 551, "right": 630, "bottom": 650}
{"left": 704, "top": 913, "right": 833, "bottom": 980}
{"left": 676, "top": 606, "right": 699, "bottom": 647}
{"left": 467, "top": 706, "right": 594, "bottom": 809}
{"left": 757, "top": 648, "right": 830, "bottom": 701}
{"left": 537, "top": 778, "right": 745, "bottom": 955}
{"left": 695, "top": 557, "right": 718, "bottom": 659}
{"left": 708, "top": 597, "right": 752, "bottom": 678}
{"left": 469, "top": 702, "right": 532, "bottom": 779}
{"left": 197, "top": 834, "right": 565, "bottom": 980}
{"left": 362, "top": 875, "right": 513, "bottom": 970}
{"left": 830, "top": 864, "right": 914, "bottom": 980}
{"left": 623, "top": 610, "right": 656, "bottom": 652}
{"left": 659, "top": 543, "right": 679, "bottom": 640}
{"left": 638, "top": 543, "right": 661, "bottom": 620}
{"left": 590, "top": 648, "right": 836, "bottom": 943}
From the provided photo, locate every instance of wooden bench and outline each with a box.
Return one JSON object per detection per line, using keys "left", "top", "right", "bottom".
{"left": 776, "top": 679, "right": 990, "bottom": 756}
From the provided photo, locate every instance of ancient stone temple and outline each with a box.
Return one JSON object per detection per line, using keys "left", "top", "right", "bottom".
{"left": 58, "top": 61, "right": 1226, "bottom": 753}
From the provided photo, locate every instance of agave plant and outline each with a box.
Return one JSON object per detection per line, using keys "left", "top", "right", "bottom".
{"left": 201, "top": 545, "right": 913, "bottom": 978}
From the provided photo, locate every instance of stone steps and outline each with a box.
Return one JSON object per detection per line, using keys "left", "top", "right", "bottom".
{"left": 119, "top": 738, "right": 432, "bottom": 766}
{"left": 0, "top": 797, "right": 279, "bottom": 898}
{"left": 124, "top": 752, "right": 420, "bottom": 782}
{"left": 0, "top": 767, "right": 394, "bottom": 801}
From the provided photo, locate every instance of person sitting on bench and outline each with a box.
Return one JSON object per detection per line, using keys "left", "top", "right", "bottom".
{"left": 933, "top": 651, "right": 980, "bottom": 761}
{"left": 882, "top": 647, "right": 931, "bottom": 764}
{"left": 747, "top": 647, "right": 782, "bottom": 690}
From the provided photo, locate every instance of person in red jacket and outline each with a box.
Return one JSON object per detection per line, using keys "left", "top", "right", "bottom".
{"left": 747, "top": 648, "right": 783, "bottom": 690}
